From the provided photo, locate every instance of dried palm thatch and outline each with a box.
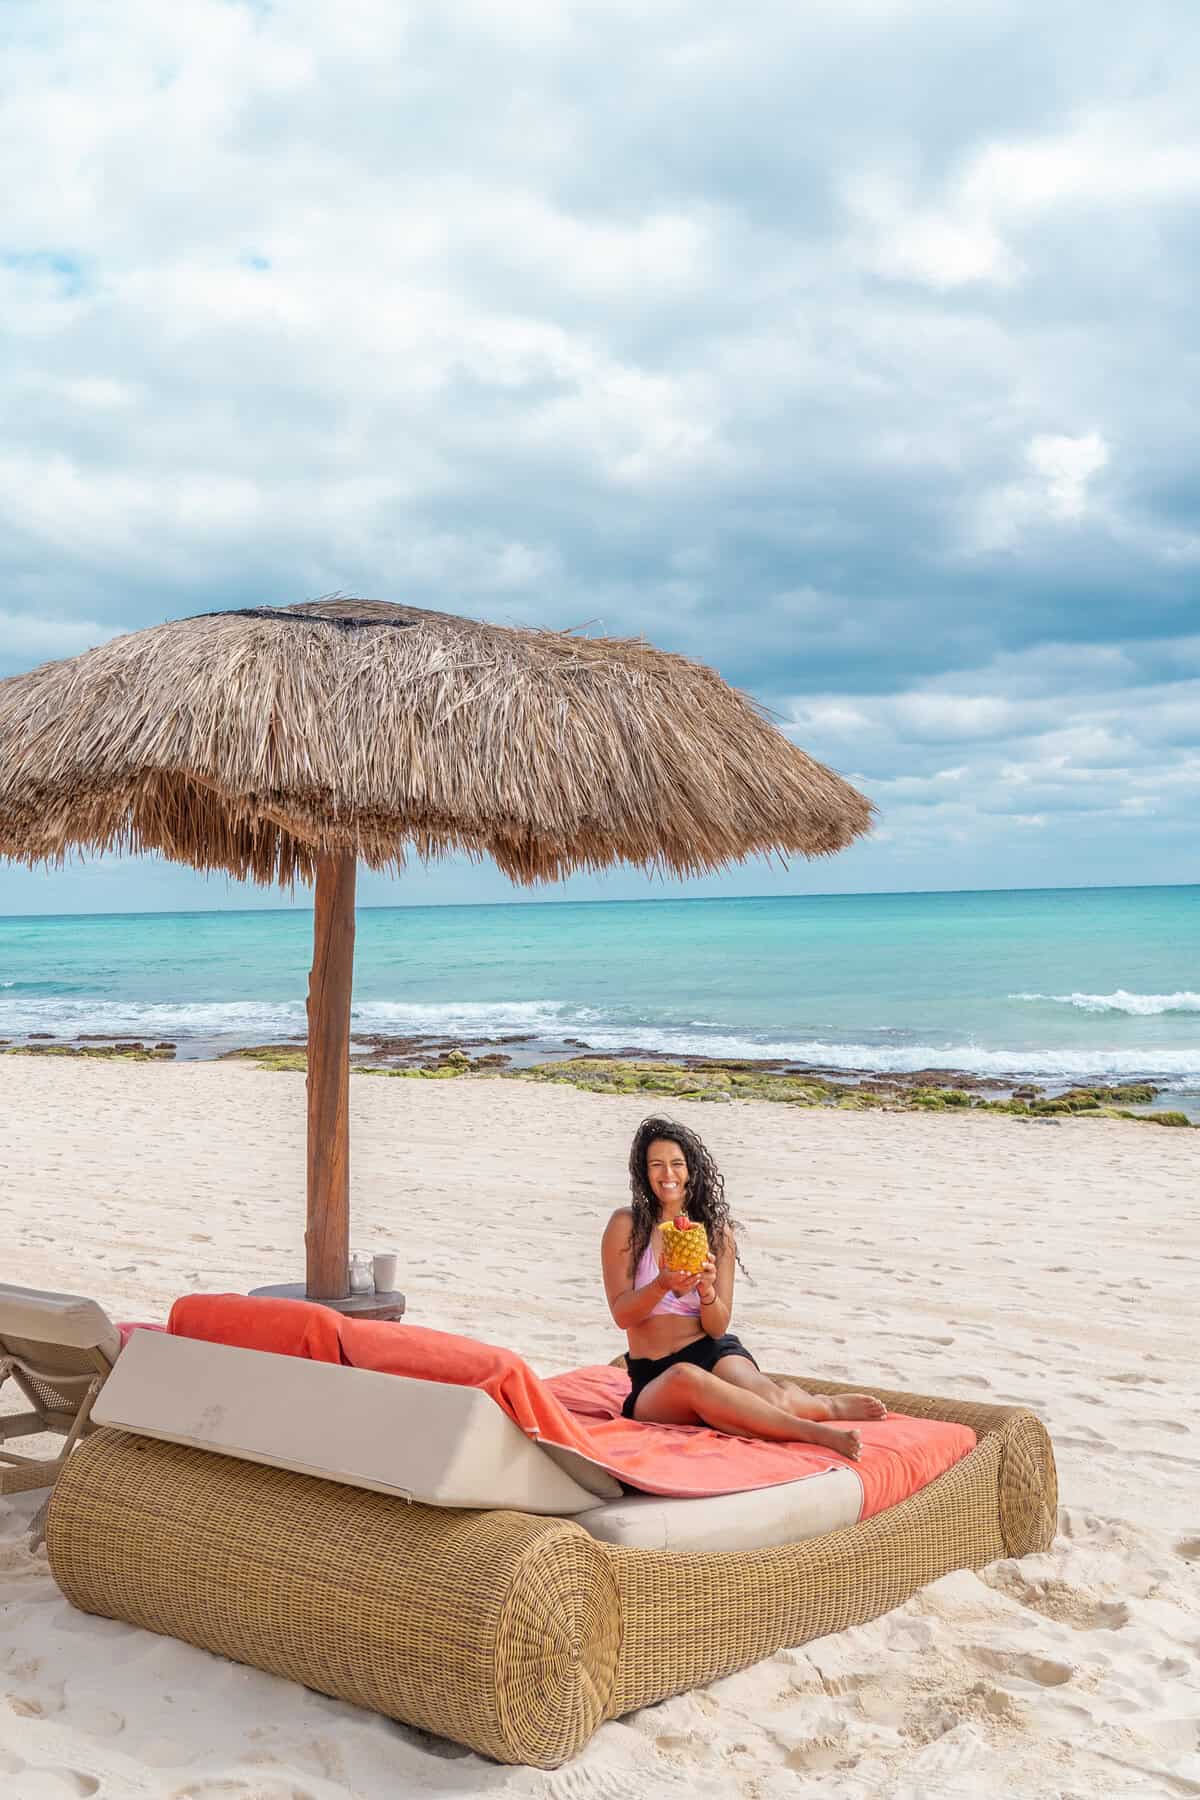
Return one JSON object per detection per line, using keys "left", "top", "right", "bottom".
{"left": 0, "top": 600, "right": 873, "bottom": 884}
{"left": 1, "top": 598, "right": 875, "bottom": 1299}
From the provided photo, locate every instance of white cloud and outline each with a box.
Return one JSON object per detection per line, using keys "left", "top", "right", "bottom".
{"left": 791, "top": 702, "right": 873, "bottom": 736}
{"left": 891, "top": 693, "right": 1021, "bottom": 740}
{"left": 1, "top": 0, "right": 1197, "bottom": 896}
{"left": 0, "top": 609, "right": 125, "bottom": 662}
{"left": 843, "top": 171, "right": 1022, "bottom": 289}
{"left": 782, "top": 648, "right": 1200, "bottom": 852}
{"left": 966, "top": 112, "right": 1200, "bottom": 214}
{"left": 1027, "top": 432, "right": 1109, "bottom": 520}
{"left": 843, "top": 103, "right": 1200, "bottom": 294}
{"left": 969, "top": 432, "right": 1111, "bottom": 551}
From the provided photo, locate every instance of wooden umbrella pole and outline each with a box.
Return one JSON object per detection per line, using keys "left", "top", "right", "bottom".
{"left": 305, "top": 851, "right": 357, "bottom": 1299}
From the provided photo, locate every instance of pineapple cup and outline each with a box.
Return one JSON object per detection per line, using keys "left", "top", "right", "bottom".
{"left": 659, "top": 1219, "right": 709, "bottom": 1275}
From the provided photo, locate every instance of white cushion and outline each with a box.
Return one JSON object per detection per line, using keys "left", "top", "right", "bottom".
{"left": 0, "top": 1281, "right": 121, "bottom": 1364}
{"left": 92, "top": 1330, "right": 610, "bottom": 1514}
{"left": 537, "top": 1439, "right": 623, "bottom": 1499}
{"left": 574, "top": 1467, "right": 863, "bottom": 1551}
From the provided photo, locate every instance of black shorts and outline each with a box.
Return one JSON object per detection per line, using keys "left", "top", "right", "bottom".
{"left": 621, "top": 1333, "right": 759, "bottom": 1419}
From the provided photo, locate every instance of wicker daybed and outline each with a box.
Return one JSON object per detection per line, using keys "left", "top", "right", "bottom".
{"left": 45, "top": 1343, "right": 1057, "bottom": 1769}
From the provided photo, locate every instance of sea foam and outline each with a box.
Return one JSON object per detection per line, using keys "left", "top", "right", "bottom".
{"left": 1013, "top": 990, "right": 1200, "bottom": 1016}
{"left": 0, "top": 995, "right": 574, "bottom": 1042}
{"left": 4, "top": 996, "right": 1199, "bottom": 1084}
{"left": 571, "top": 1025, "right": 1200, "bottom": 1082}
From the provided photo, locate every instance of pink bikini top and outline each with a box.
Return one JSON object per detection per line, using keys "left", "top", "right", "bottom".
{"left": 635, "top": 1239, "right": 702, "bottom": 1317}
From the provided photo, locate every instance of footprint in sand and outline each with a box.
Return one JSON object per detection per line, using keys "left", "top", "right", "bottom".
{"left": 169, "top": 1784, "right": 318, "bottom": 1799}
{"left": 549, "top": 1766, "right": 680, "bottom": 1800}
{"left": 758, "top": 1708, "right": 854, "bottom": 1775}
{"left": 903, "top": 1717, "right": 991, "bottom": 1778}
{"left": 9, "top": 1774, "right": 100, "bottom": 1798}
{"left": 1140, "top": 1448, "right": 1200, "bottom": 1471}
{"left": 968, "top": 1645, "right": 1074, "bottom": 1686}
{"left": 779, "top": 1735, "right": 852, "bottom": 1774}
{"left": 7, "top": 1694, "right": 54, "bottom": 1718}
{"left": 1175, "top": 1537, "right": 1200, "bottom": 1561}
{"left": 984, "top": 1569, "right": 1131, "bottom": 1631}
{"left": 66, "top": 1705, "right": 125, "bottom": 1738}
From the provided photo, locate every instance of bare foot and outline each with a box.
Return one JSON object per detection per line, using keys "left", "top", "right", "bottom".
{"left": 828, "top": 1393, "right": 888, "bottom": 1421}
{"left": 808, "top": 1420, "right": 863, "bottom": 1460}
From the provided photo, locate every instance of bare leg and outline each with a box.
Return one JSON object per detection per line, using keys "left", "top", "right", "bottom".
{"left": 712, "top": 1357, "right": 887, "bottom": 1422}
{"left": 794, "top": 1386, "right": 888, "bottom": 1422}
{"left": 633, "top": 1361, "right": 863, "bottom": 1460}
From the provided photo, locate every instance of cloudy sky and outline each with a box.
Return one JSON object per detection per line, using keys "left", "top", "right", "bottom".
{"left": 2, "top": 0, "right": 1197, "bottom": 914}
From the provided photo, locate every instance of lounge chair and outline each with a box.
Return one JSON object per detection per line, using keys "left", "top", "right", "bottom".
{"left": 45, "top": 1326, "right": 1058, "bottom": 1767}
{"left": 0, "top": 1282, "right": 126, "bottom": 1509}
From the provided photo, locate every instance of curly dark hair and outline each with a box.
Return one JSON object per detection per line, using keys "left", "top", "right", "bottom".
{"left": 627, "top": 1115, "right": 748, "bottom": 1282}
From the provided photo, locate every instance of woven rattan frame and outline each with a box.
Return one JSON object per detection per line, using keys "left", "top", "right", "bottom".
{"left": 0, "top": 1346, "right": 110, "bottom": 1496}
{"left": 48, "top": 1432, "right": 623, "bottom": 1766}
{"left": 46, "top": 1374, "right": 1056, "bottom": 1768}
{"left": 605, "top": 1375, "right": 1055, "bottom": 1719}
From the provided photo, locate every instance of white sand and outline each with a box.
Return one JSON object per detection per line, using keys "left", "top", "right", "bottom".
{"left": 1, "top": 1057, "right": 1197, "bottom": 1799}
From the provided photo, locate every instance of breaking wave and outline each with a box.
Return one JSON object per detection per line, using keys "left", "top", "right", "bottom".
{"left": 0, "top": 995, "right": 575, "bottom": 1042}
{"left": 2, "top": 995, "right": 1198, "bottom": 1085}
{"left": 1013, "top": 990, "right": 1200, "bottom": 1017}
{"left": 571, "top": 1025, "right": 1200, "bottom": 1083}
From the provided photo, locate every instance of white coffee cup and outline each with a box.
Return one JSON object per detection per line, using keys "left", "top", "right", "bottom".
{"left": 372, "top": 1251, "right": 399, "bottom": 1293}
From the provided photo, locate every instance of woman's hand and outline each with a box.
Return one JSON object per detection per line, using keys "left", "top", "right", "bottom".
{"left": 657, "top": 1266, "right": 701, "bottom": 1297}
{"left": 696, "top": 1258, "right": 718, "bottom": 1305}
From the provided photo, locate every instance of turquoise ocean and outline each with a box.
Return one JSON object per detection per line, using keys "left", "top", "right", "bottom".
{"left": 0, "top": 886, "right": 1197, "bottom": 1107}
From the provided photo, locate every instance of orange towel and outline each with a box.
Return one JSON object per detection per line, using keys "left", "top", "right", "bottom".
{"left": 168, "top": 1294, "right": 975, "bottom": 1514}
{"left": 117, "top": 1322, "right": 166, "bottom": 1349}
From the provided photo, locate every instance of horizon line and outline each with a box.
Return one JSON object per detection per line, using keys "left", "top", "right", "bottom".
{"left": 0, "top": 879, "right": 1196, "bottom": 923}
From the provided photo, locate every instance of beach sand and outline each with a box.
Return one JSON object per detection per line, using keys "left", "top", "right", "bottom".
{"left": 1, "top": 1057, "right": 1197, "bottom": 1798}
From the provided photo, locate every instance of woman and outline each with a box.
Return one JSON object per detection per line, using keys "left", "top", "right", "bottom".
{"left": 601, "top": 1116, "right": 885, "bottom": 1460}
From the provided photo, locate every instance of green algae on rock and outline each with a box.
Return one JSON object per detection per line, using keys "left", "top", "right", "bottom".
{"left": 4, "top": 1042, "right": 175, "bottom": 1062}
{"left": 207, "top": 1043, "right": 1192, "bottom": 1125}
{"left": 510, "top": 1058, "right": 832, "bottom": 1106}
{"left": 504, "top": 1059, "right": 1190, "bottom": 1126}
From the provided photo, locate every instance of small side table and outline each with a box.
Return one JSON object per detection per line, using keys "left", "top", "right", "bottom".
{"left": 249, "top": 1282, "right": 407, "bottom": 1323}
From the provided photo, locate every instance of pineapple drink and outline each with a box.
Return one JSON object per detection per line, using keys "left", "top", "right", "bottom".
{"left": 659, "top": 1216, "right": 709, "bottom": 1275}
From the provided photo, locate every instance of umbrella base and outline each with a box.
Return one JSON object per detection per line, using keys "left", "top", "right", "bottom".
{"left": 249, "top": 1282, "right": 407, "bottom": 1323}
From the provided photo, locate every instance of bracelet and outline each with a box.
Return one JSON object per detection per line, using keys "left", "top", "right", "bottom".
{"left": 698, "top": 1287, "right": 717, "bottom": 1306}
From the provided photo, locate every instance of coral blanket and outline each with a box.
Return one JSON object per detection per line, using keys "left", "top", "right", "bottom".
{"left": 167, "top": 1294, "right": 975, "bottom": 1517}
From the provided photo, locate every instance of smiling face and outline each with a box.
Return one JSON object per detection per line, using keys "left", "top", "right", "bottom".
{"left": 645, "top": 1137, "right": 690, "bottom": 1217}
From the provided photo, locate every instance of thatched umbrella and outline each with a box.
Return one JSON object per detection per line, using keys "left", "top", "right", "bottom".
{"left": 0, "top": 599, "right": 873, "bottom": 1302}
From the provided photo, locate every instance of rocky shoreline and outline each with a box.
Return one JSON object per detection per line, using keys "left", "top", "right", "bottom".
{"left": 2, "top": 1030, "right": 1192, "bottom": 1125}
